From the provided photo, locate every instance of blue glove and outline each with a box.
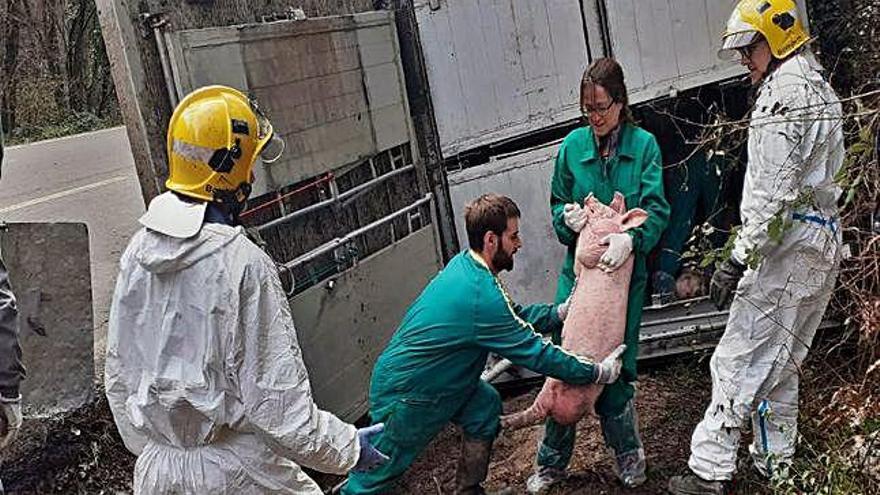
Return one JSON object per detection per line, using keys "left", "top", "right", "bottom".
{"left": 353, "top": 423, "right": 389, "bottom": 472}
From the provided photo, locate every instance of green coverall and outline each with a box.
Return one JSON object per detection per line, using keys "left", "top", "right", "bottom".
{"left": 655, "top": 151, "right": 722, "bottom": 284}
{"left": 537, "top": 123, "right": 670, "bottom": 470}
{"left": 343, "top": 251, "right": 601, "bottom": 494}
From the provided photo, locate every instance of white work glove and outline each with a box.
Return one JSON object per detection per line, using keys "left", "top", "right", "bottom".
{"left": 594, "top": 344, "right": 626, "bottom": 384}
{"left": 557, "top": 293, "right": 573, "bottom": 321}
{"left": 598, "top": 233, "right": 633, "bottom": 272}
{"left": 0, "top": 394, "right": 22, "bottom": 450}
{"left": 563, "top": 203, "right": 587, "bottom": 233}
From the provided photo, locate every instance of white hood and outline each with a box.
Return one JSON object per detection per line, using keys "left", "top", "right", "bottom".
{"left": 133, "top": 223, "right": 241, "bottom": 274}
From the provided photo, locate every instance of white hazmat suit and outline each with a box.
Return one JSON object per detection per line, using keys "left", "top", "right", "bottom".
{"left": 105, "top": 221, "right": 359, "bottom": 493}
{"left": 688, "top": 50, "right": 844, "bottom": 480}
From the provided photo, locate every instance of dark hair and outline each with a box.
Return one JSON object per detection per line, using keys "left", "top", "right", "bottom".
{"left": 464, "top": 194, "right": 521, "bottom": 251}
{"left": 581, "top": 57, "right": 633, "bottom": 123}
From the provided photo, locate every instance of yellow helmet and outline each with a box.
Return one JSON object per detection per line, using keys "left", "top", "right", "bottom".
{"left": 165, "top": 85, "right": 284, "bottom": 203}
{"left": 720, "top": 0, "right": 810, "bottom": 59}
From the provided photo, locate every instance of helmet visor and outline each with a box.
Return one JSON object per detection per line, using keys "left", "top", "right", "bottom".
{"left": 248, "top": 95, "right": 284, "bottom": 164}
{"left": 718, "top": 31, "right": 760, "bottom": 59}
{"left": 260, "top": 133, "right": 285, "bottom": 164}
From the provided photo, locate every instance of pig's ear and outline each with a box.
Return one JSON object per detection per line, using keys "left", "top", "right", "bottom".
{"left": 583, "top": 193, "right": 594, "bottom": 208}
{"left": 610, "top": 192, "right": 626, "bottom": 214}
{"left": 620, "top": 208, "right": 648, "bottom": 231}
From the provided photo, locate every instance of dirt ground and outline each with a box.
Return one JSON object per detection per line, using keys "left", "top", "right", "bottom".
{"left": 1, "top": 356, "right": 781, "bottom": 494}
{"left": 371, "top": 359, "right": 776, "bottom": 495}
{"left": 0, "top": 385, "right": 134, "bottom": 494}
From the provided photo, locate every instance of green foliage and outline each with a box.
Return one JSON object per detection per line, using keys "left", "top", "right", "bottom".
{"left": 834, "top": 116, "right": 876, "bottom": 210}
{"left": 3, "top": 111, "right": 120, "bottom": 146}
{"left": 768, "top": 426, "right": 879, "bottom": 495}
{"left": 693, "top": 225, "right": 740, "bottom": 269}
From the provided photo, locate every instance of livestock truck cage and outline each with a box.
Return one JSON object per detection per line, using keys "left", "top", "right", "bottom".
{"left": 95, "top": 0, "right": 825, "bottom": 421}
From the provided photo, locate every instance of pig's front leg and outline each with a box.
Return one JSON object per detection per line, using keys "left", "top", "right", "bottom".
{"left": 576, "top": 238, "right": 606, "bottom": 270}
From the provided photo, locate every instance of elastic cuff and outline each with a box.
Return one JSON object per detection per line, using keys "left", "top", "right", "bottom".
{"left": 0, "top": 387, "right": 20, "bottom": 401}
{"left": 0, "top": 391, "right": 21, "bottom": 403}
{"left": 591, "top": 366, "right": 601, "bottom": 384}
{"left": 627, "top": 230, "right": 642, "bottom": 255}
{"left": 552, "top": 304, "right": 564, "bottom": 326}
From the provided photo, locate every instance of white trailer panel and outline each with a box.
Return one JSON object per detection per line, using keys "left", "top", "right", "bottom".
{"left": 166, "top": 12, "right": 412, "bottom": 196}
{"left": 448, "top": 142, "right": 564, "bottom": 304}
{"left": 415, "top": 0, "right": 590, "bottom": 157}
{"left": 291, "top": 225, "right": 441, "bottom": 420}
{"left": 601, "top": 0, "right": 810, "bottom": 104}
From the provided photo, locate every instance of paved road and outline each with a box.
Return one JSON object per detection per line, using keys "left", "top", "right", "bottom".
{"left": 0, "top": 126, "right": 145, "bottom": 374}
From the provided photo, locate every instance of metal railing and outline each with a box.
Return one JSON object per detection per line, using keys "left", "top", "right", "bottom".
{"left": 257, "top": 165, "right": 415, "bottom": 232}
{"left": 277, "top": 193, "right": 434, "bottom": 296}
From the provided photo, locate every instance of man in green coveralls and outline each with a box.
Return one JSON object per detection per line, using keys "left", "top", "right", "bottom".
{"left": 342, "top": 194, "right": 626, "bottom": 495}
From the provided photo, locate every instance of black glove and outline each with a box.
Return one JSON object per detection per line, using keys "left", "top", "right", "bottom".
{"left": 709, "top": 258, "right": 746, "bottom": 310}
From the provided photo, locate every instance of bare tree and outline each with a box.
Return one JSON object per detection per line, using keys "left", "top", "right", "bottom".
{"left": 1, "top": 0, "right": 22, "bottom": 132}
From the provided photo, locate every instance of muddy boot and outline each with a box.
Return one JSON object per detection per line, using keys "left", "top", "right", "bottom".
{"left": 668, "top": 473, "right": 730, "bottom": 494}
{"left": 601, "top": 397, "right": 647, "bottom": 488}
{"left": 525, "top": 466, "right": 567, "bottom": 494}
{"left": 611, "top": 447, "right": 647, "bottom": 488}
{"left": 454, "top": 435, "right": 512, "bottom": 495}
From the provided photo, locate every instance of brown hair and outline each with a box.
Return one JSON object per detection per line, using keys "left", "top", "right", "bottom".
{"left": 464, "top": 194, "right": 521, "bottom": 251}
{"left": 581, "top": 57, "right": 633, "bottom": 123}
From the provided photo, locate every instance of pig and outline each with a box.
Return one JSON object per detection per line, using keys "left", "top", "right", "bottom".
{"left": 675, "top": 266, "right": 708, "bottom": 300}
{"left": 501, "top": 192, "right": 647, "bottom": 430}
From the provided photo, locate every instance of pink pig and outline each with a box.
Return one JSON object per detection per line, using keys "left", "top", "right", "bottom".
{"left": 502, "top": 192, "right": 647, "bottom": 429}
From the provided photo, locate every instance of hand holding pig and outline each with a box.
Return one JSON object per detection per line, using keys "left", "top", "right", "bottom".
{"left": 593, "top": 344, "right": 626, "bottom": 384}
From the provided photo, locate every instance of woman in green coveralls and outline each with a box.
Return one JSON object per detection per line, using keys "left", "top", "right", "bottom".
{"left": 342, "top": 194, "right": 627, "bottom": 495}
{"left": 526, "top": 58, "right": 670, "bottom": 493}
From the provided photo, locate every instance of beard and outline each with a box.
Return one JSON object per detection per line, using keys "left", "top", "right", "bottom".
{"left": 492, "top": 245, "right": 514, "bottom": 272}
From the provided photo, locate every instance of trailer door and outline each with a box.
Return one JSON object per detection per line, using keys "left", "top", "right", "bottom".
{"left": 413, "top": 0, "right": 594, "bottom": 157}
{"left": 161, "top": 11, "right": 443, "bottom": 421}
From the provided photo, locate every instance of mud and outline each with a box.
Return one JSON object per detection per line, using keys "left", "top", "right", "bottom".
{"left": 1, "top": 360, "right": 781, "bottom": 494}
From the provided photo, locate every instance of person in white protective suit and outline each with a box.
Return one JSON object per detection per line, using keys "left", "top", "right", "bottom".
{"left": 105, "top": 85, "right": 388, "bottom": 494}
{"left": 668, "top": 1, "right": 845, "bottom": 494}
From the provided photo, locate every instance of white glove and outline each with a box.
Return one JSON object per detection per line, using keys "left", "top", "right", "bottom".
{"left": 598, "top": 233, "right": 633, "bottom": 272}
{"left": 0, "top": 394, "right": 22, "bottom": 450}
{"left": 594, "top": 345, "right": 626, "bottom": 384}
{"left": 563, "top": 203, "right": 587, "bottom": 233}
{"left": 557, "top": 293, "right": 573, "bottom": 321}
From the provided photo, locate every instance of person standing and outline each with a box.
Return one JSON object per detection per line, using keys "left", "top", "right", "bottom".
{"left": 669, "top": 1, "right": 844, "bottom": 493}
{"left": 105, "top": 85, "right": 387, "bottom": 494}
{"left": 527, "top": 57, "right": 670, "bottom": 493}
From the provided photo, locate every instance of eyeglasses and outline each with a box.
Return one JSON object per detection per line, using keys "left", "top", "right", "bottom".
{"left": 735, "top": 43, "right": 761, "bottom": 59}
{"left": 581, "top": 100, "right": 617, "bottom": 117}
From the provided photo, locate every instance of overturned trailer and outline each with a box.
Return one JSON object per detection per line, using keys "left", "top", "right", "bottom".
{"left": 97, "top": 0, "right": 813, "bottom": 421}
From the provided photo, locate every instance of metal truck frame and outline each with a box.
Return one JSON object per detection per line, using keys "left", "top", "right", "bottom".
{"left": 95, "top": 0, "right": 813, "bottom": 420}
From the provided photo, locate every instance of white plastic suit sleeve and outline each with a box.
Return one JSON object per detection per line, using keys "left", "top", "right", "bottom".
{"left": 732, "top": 84, "right": 807, "bottom": 264}
{"left": 236, "top": 254, "right": 360, "bottom": 474}
{"left": 105, "top": 240, "right": 149, "bottom": 456}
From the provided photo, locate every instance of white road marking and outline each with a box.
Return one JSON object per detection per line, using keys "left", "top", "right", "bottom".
{"left": 0, "top": 176, "right": 130, "bottom": 214}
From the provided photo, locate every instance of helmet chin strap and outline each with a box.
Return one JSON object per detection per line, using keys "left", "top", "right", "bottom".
{"left": 211, "top": 182, "right": 252, "bottom": 226}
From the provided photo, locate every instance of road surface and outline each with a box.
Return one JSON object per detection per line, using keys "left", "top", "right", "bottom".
{"left": 0, "top": 126, "right": 145, "bottom": 375}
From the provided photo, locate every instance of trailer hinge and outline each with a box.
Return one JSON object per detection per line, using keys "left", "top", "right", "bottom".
{"left": 139, "top": 12, "right": 168, "bottom": 39}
